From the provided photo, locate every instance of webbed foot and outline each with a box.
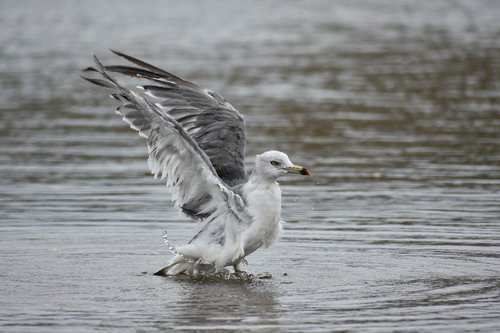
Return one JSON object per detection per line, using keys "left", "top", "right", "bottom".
{"left": 233, "top": 259, "right": 250, "bottom": 278}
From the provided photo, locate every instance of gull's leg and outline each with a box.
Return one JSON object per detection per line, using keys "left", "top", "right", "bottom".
{"left": 233, "top": 263, "right": 242, "bottom": 273}
{"left": 233, "top": 259, "right": 249, "bottom": 276}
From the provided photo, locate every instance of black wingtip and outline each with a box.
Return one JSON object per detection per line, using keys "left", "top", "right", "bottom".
{"left": 153, "top": 267, "right": 168, "bottom": 276}
{"left": 92, "top": 54, "right": 105, "bottom": 71}
{"left": 107, "top": 49, "right": 180, "bottom": 79}
{"left": 80, "top": 75, "right": 116, "bottom": 89}
{"left": 82, "top": 66, "right": 98, "bottom": 73}
{"left": 109, "top": 49, "right": 125, "bottom": 58}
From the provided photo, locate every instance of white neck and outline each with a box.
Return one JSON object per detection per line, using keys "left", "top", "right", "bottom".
{"left": 248, "top": 169, "right": 279, "bottom": 184}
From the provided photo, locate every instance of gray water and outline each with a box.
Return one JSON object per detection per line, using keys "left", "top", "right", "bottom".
{"left": 1, "top": 0, "right": 500, "bottom": 332}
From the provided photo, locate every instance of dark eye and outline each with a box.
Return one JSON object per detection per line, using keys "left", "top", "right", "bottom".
{"left": 270, "top": 160, "right": 280, "bottom": 166}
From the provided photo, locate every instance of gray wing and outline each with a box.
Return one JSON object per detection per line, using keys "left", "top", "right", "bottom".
{"left": 82, "top": 55, "right": 246, "bottom": 222}
{"left": 102, "top": 50, "right": 246, "bottom": 187}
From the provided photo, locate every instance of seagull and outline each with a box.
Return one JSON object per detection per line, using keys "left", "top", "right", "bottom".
{"left": 82, "top": 51, "right": 310, "bottom": 276}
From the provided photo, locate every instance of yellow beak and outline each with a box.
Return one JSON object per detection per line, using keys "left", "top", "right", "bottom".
{"left": 286, "top": 165, "right": 310, "bottom": 176}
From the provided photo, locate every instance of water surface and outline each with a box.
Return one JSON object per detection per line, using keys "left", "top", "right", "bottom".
{"left": 1, "top": 0, "right": 499, "bottom": 332}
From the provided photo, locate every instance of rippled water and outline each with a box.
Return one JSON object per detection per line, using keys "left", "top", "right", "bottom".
{"left": 1, "top": 0, "right": 500, "bottom": 331}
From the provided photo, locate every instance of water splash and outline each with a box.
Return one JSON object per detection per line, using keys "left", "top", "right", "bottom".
{"left": 171, "top": 270, "right": 274, "bottom": 282}
{"left": 162, "top": 230, "right": 209, "bottom": 265}
{"left": 161, "top": 231, "right": 256, "bottom": 280}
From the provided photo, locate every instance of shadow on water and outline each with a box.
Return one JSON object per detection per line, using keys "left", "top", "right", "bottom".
{"left": 153, "top": 275, "right": 285, "bottom": 332}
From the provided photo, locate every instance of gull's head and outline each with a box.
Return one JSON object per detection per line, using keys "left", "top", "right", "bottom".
{"left": 255, "top": 150, "right": 310, "bottom": 180}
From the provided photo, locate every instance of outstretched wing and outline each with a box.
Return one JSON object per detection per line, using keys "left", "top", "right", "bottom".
{"left": 82, "top": 55, "right": 245, "bottom": 221}
{"left": 102, "top": 50, "right": 246, "bottom": 187}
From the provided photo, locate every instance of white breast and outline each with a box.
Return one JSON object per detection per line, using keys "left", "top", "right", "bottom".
{"left": 241, "top": 179, "right": 283, "bottom": 255}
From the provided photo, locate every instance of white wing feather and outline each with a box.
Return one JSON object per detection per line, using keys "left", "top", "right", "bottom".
{"left": 83, "top": 56, "right": 244, "bottom": 220}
